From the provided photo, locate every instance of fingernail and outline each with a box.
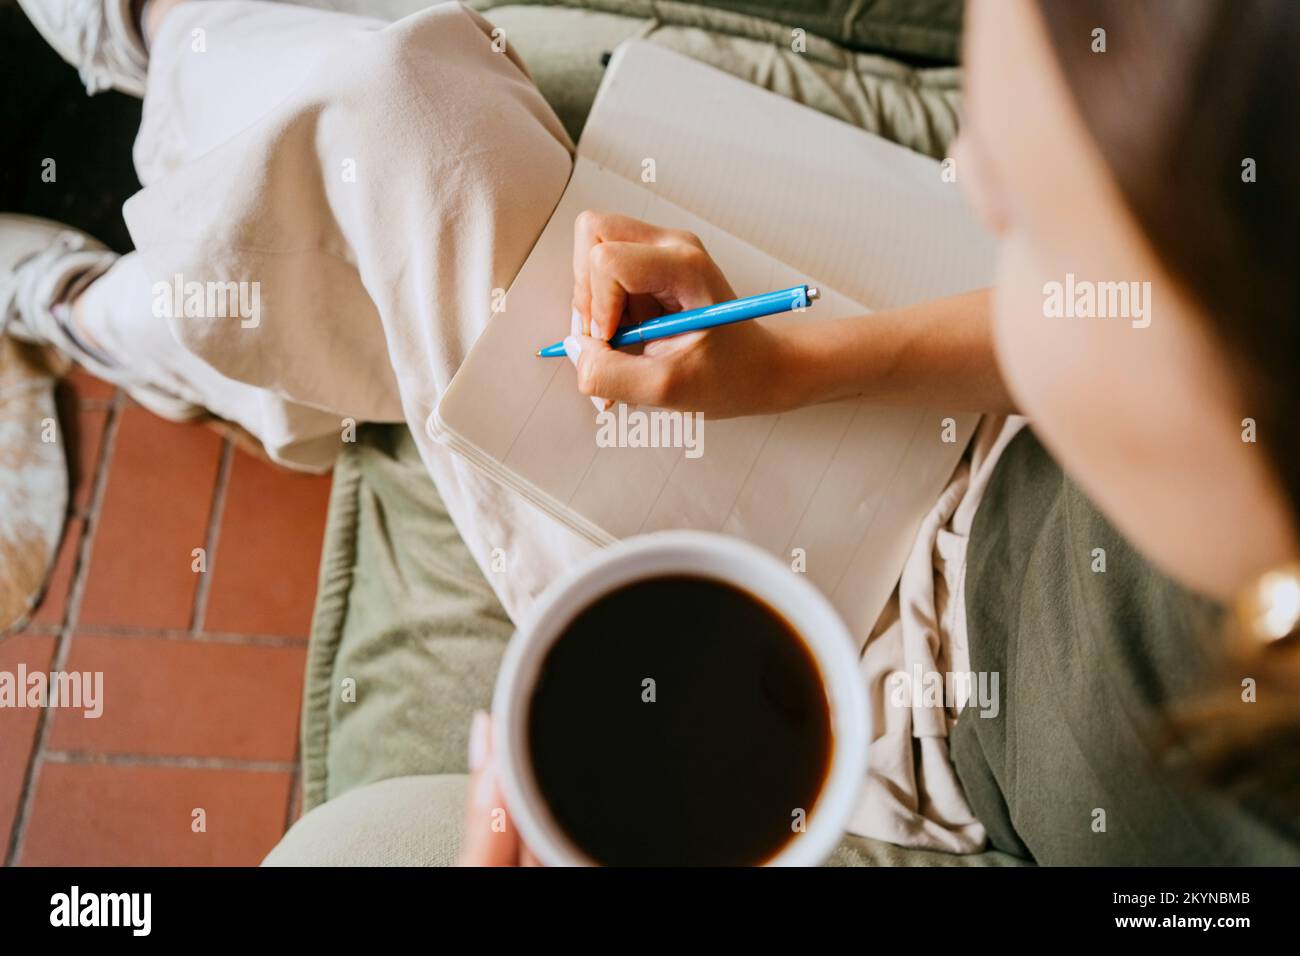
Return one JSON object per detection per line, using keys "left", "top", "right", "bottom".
{"left": 591, "top": 396, "right": 607, "bottom": 412}
{"left": 468, "top": 710, "right": 489, "bottom": 772}
{"left": 571, "top": 307, "right": 582, "bottom": 337}
{"left": 563, "top": 336, "right": 580, "bottom": 366}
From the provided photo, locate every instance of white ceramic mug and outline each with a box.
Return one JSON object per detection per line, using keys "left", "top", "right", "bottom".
{"left": 491, "top": 530, "right": 870, "bottom": 866}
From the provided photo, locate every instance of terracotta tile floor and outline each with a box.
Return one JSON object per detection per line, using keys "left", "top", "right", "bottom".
{"left": 1, "top": 366, "right": 331, "bottom": 866}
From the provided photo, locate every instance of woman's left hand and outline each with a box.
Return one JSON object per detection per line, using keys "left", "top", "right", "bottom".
{"left": 456, "top": 711, "right": 541, "bottom": 866}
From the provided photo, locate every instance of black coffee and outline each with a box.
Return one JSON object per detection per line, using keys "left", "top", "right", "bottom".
{"left": 527, "top": 574, "right": 833, "bottom": 866}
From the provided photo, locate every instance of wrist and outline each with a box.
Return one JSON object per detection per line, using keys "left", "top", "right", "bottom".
{"left": 770, "top": 321, "right": 843, "bottom": 411}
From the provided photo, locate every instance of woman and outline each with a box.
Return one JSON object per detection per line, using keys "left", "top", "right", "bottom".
{"left": 456, "top": 0, "right": 1300, "bottom": 865}
{"left": 6, "top": 0, "right": 1296, "bottom": 864}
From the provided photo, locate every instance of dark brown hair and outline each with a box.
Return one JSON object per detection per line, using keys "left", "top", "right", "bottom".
{"left": 1034, "top": 0, "right": 1300, "bottom": 808}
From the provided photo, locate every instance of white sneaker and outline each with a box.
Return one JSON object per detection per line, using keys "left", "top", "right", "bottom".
{"left": 17, "top": 0, "right": 149, "bottom": 96}
{"left": 1, "top": 213, "right": 204, "bottom": 421}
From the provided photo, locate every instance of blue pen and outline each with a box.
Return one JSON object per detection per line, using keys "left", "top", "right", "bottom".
{"left": 536, "top": 284, "right": 819, "bottom": 357}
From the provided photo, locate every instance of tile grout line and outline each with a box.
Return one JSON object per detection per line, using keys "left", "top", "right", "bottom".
{"left": 72, "top": 625, "right": 309, "bottom": 647}
{"left": 190, "top": 438, "right": 234, "bottom": 635}
{"left": 5, "top": 389, "right": 125, "bottom": 867}
{"left": 68, "top": 391, "right": 111, "bottom": 520}
{"left": 42, "top": 751, "right": 298, "bottom": 774}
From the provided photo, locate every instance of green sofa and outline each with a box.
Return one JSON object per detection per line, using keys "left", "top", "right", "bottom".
{"left": 286, "top": 0, "right": 1025, "bottom": 866}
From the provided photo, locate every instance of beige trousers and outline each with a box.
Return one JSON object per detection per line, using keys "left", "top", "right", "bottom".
{"left": 80, "top": 0, "right": 597, "bottom": 620}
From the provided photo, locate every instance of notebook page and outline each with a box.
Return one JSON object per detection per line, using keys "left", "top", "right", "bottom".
{"left": 579, "top": 42, "right": 995, "bottom": 310}
{"left": 436, "top": 158, "right": 977, "bottom": 638}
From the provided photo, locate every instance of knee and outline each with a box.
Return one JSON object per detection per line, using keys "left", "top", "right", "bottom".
{"left": 313, "top": 4, "right": 568, "bottom": 156}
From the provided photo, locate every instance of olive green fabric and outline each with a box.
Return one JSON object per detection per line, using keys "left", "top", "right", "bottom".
{"left": 472, "top": 0, "right": 964, "bottom": 63}
{"left": 467, "top": 3, "right": 963, "bottom": 156}
{"left": 303, "top": 425, "right": 513, "bottom": 810}
{"left": 952, "top": 428, "right": 1300, "bottom": 865}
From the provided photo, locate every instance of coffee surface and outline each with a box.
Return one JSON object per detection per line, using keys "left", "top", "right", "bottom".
{"left": 528, "top": 574, "right": 833, "bottom": 865}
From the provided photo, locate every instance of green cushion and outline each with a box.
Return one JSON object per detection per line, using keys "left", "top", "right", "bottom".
{"left": 472, "top": 3, "right": 963, "bottom": 156}
{"left": 303, "top": 426, "right": 511, "bottom": 810}
{"left": 473, "top": 0, "right": 964, "bottom": 63}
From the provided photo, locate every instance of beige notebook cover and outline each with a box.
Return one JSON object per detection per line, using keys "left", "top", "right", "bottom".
{"left": 430, "top": 42, "right": 994, "bottom": 639}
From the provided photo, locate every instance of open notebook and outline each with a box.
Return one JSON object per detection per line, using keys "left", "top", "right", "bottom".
{"left": 431, "top": 42, "right": 995, "bottom": 640}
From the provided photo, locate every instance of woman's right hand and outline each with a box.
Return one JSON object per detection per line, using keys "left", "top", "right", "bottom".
{"left": 566, "top": 211, "right": 805, "bottom": 418}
